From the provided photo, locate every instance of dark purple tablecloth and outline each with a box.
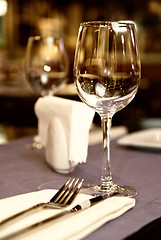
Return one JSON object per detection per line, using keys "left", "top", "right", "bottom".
{"left": 0, "top": 136, "right": 161, "bottom": 239}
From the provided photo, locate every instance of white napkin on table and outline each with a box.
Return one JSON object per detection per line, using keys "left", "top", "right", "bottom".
{"left": 0, "top": 190, "right": 135, "bottom": 240}
{"left": 34, "top": 96, "right": 95, "bottom": 165}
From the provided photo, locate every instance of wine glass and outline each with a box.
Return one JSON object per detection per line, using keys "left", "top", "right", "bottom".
{"left": 73, "top": 21, "right": 141, "bottom": 196}
{"left": 25, "top": 36, "right": 69, "bottom": 149}
{"left": 25, "top": 35, "right": 69, "bottom": 97}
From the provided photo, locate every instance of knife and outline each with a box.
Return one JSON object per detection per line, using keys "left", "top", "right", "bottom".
{"left": 1, "top": 195, "right": 109, "bottom": 240}
{"left": 72, "top": 194, "right": 108, "bottom": 211}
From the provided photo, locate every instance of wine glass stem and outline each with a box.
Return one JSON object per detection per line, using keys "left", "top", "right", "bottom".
{"left": 100, "top": 115, "right": 113, "bottom": 191}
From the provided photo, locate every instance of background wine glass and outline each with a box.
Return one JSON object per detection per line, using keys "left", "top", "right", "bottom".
{"left": 25, "top": 36, "right": 69, "bottom": 97}
{"left": 25, "top": 36, "right": 69, "bottom": 148}
{"left": 74, "top": 21, "right": 141, "bottom": 196}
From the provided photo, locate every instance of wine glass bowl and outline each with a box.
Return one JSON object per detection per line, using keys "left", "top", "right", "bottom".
{"left": 25, "top": 36, "right": 69, "bottom": 96}
{"left": 24, "top": 35, "right": 69, "bottom": 150}
{"left": 74, "top": 21, "right": 141, "bottom": 196}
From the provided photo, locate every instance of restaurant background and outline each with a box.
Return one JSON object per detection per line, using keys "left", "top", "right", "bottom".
{"left": 0, "top": 0, "right": 161, "bottom": 143}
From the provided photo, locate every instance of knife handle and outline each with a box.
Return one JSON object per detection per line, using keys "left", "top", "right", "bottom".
{"left": 0, "top": 196, "right": 105, "bottom": 239}
{"left": 72, "top": 195, "right": 104, "bottom": 211}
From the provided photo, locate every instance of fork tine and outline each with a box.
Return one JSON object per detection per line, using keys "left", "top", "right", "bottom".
{"left": 62, "top": 178, "right": 84, "bottom": 205}
{"left": 50, "top": 178, "right": 71, "bottom": 203}
{"left": 58, "top": 178, "right": 79, "bottom": 204}
{"left": 0, "top": 178, "right": 83, "bottom": 232}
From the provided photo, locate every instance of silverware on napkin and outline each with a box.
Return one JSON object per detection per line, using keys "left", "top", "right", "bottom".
{"left": 0, "top": 178, "right": 83, "bottom": 227}
{"left": 1, "top": 194, "right": 110, "bottom": 240}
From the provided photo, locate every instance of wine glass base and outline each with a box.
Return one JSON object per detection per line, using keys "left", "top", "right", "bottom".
{"left": 27, "top": 141, "right": 43, "bottom": 150}
{"left": 80, "top": 183, "right": 137, "bottom": 197}
{"left": 38, "top": 180, "right": 137, "bottom": 198}
{"left": 26, "top": 135, "right": 43, "bottom": 150}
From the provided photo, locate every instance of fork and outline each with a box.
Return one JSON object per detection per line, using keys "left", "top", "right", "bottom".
{"left": 0, "top": 178, "right": 84, "bottom": 227}
{"left": 0, "top": 191, "right": 109, "bottom": 240}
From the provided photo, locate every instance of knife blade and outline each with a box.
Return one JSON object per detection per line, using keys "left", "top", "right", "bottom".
{"left": 1, "top": 195, "right": 109, "bottom": 240}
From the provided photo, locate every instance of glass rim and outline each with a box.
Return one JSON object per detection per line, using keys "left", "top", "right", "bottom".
{"left": 80, "top": 20, "right": 136, "bottom": 28}
{"left": 27, "top": 35, "right": 63, "bottom": 41}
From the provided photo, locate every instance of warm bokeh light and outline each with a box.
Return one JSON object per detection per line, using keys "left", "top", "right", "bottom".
{"left": 0, "top": 0, "right": 7, "bottom": 16}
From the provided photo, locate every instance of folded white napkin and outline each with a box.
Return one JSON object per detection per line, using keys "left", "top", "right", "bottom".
{"left": 0, "top": 190, "right": 135, "bottom": 240}
{"left": 34, "top": 96, "right": 95, "bottom": 166}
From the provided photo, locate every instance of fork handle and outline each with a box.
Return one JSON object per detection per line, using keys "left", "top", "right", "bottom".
{"left": 0, "top": 196, "right": 105, "bottom": 239}
{"left": 0, "top": 200, "right": 91, "bottom": 239}
{"left": 0, "top": 210, "right": 70, "bottom": 240}
{"left": 0, "top": 202, "right": 45, "bottom": 227}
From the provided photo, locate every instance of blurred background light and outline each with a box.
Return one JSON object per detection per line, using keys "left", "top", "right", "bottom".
{"left": 0, "top": 0, "right": 7, "bottom": 16}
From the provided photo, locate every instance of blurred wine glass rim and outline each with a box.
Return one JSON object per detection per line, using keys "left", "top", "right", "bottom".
{"left": 28, "top": 36, "right": 66, "bottom": 47}
{"left": 80, "top": 20, "right": 136, "bottom": 28}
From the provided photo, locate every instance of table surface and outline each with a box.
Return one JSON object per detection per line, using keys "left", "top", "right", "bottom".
{"left": 0, "top": 135, "right": 161, "bottom": 240}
